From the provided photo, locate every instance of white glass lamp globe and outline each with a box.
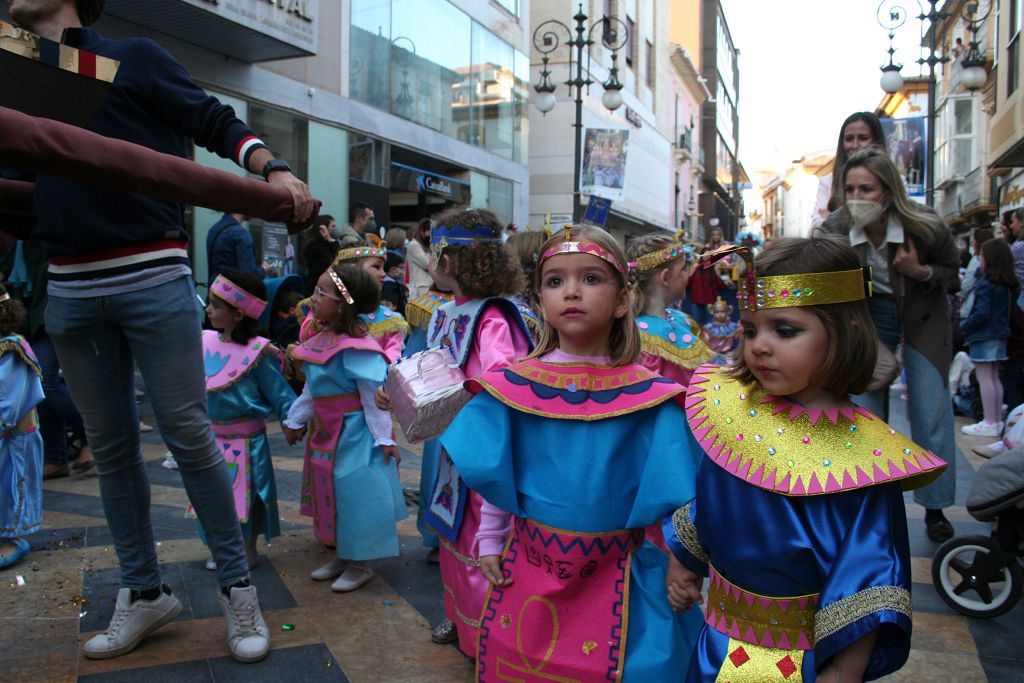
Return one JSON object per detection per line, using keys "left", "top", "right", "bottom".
{"left": 880, "top": 68, "right": 904, "bottom": 94}
{"left": 602, "top": 88, "right": 623, "bottom": 111}
{"left": 534, "top": 91, "right": 556, "bottom": 114}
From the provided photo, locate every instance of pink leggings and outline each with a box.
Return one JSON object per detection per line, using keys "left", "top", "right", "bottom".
{"left": 975, "top": 361, "right": 1004, "bottom": 425}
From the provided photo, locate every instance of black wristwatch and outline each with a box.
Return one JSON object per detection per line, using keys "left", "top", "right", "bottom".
{"left": 261, "top": 158, "right": 291, "bottom": 180}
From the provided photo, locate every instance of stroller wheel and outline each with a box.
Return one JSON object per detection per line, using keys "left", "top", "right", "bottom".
{"left": 932, "top": 534, "right": 1022, "bottom": 618}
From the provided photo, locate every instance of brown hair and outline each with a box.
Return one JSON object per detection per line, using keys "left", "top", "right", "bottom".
{"left": 214, "top": 269, "right": 266, "bottom": 345}
{"left": 0, "top": 283, "right": 25, "bottom": 337}
{"left": 433, "top": 207, "right": 522, "bottom": 298}
{"left": 384, "top": 227, "right": 407, "bottom": 252}
{"left": 972, "top": 227, "right": 994, "bottom": 252}
{"left": 981, "top": 238, "right": 1019, "bottom": 292}
{"left": 728, "top": 235, "right": 878, "bottom": 398}
{"left": 506, "top": 229, "right": 548, "bottom": 311}
{"left": 325, "top": 265, "right": 379, "bottom": 337}
{"left": 829, "top": 112, "right": 886, "bottom": 208}
{"left": 527, "top": 225, "right": 641, "bottom": 367}
{"left": 625, "top": 232, "right": 682, "bottom": 317}
{"left": 413, "top": 218, "right": 432, "bottom": 247}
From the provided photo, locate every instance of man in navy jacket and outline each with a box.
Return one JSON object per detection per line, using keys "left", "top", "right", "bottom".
{"left": 7, "top": 0, "right": 314, "bottom": 663}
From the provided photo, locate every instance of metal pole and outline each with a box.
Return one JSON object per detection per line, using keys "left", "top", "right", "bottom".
{"left": 925, "top": 1, "right": 937, "bottom": 207}
{"left": 571, "top": 9, "right": 586, "bottom": 224}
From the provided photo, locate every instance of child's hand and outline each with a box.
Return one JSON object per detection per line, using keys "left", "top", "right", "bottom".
{"left": 480, "top": 555, "right": 511, "bottom": 587}
{"left": 375, "top": 386, "right": 392, "bottom": 411}
{"left": 283, "top": 425, "right": 306, "bottom": 445}
{"left": 381, "top": 444, "right": 401, "bottom": 465}
{"left": 666, "top": 555, "right": 703, "bottom": 612}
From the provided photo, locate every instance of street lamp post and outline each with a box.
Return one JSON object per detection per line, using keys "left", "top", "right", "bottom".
{"left": 533, "top": 4, "right": 628, "bottom": 223}
{"left": 876, "top": 0, "right": 992, "bottom": 207}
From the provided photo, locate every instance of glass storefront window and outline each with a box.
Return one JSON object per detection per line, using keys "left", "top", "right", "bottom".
{"left": 463, "top": 23, "right": 515, "bottom": 158}
{"left": 349, "top": 132, "right": 383, "bottom": 185}
{"left": 249, "top": 105, "right": 309, "bottom": 181}
{"left": 488, "top": 176, "right": 513, "bottom": 224}
{"left": 514, "top": 49, "right": 529, "bottom": 163}
{"left": 350, "top": 0, "right": 392, "bottom": 112}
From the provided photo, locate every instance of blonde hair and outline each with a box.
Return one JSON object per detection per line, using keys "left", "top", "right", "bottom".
{"left": 625, "top": 232, "right": 681, "bottom": 317}
{"left": 527, "top": 225, "right": 641, "bottom": 366}
{"left": 841, "top": 147, "right": 948, "bottom": 249}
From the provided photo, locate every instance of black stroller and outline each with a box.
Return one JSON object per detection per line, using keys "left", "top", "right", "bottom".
{"left": 932, "top": 447, "right": 1024, "bottom": 618}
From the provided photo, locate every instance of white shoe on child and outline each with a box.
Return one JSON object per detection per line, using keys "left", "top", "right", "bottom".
{"left": 330, "top": 565, "right": 373, "bottom": 592}
{"left": 310, "top": 557, "right": 348, "bottom": 581}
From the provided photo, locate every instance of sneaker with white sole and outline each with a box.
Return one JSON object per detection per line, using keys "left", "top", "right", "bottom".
{"left": 218, "top": 585, "right": 270, "bottom": 662}
{"left": 331, "top": 565, "right": 373, "bottom": 592}
{"left": 961, "top": 421, "right": 1004, "bottom": 437}
{"left": 83, "top": 586, "right": 183, "bottom": 659}
{"left": 310, "top": 557, "right": 348, "bottom": 581}
{"left": 161, "top": 452, "right": 178, "bottom": 470}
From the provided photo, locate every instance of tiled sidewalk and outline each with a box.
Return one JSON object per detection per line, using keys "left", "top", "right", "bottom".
{"left": 1, "top": 390, "right": 1022, "bottom": 681}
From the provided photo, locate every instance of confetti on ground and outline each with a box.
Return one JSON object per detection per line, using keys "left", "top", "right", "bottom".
{"left": 281, "top": 624, "right": 295, "bottom": 631}
{"left": 15, "top": 575, "right": 25, "bottom": 586}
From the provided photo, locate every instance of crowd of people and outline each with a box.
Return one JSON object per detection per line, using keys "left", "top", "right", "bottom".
{"left": 0, "top": 1, "right": 1005, "bottom": 679}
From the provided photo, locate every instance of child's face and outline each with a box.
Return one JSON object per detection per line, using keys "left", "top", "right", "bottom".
{"left": 358, "top": 257, "right": 386, "bottom": 288}
{"left": 539, "top": 252, "right": 628, "bottom": 354}
{"left": 662, "top": 258, "right": 690, "bottom": 302}
{"left": 740, "top": 307, "right": 831, "bottom": 407}
{"left": 387, "top": 264, "right": 403, "bottom": 279}
{"left": 429, "top": 252, "right": 458, "bottom": 294}
{"left": 206, "top": 294, "right": 242, "bottom": 334}
{"left": 713, "top": 306, "right": 730, "bottom": 323}
{"left": 312, "top": 271, "right": 344, "bottom": 323}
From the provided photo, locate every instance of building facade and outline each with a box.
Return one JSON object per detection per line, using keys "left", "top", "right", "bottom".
{"left": 667, "top": 44, "right": 710, "bottom": 242}
{"left": 989, "top": 0, "right": 1024, "bottom": 223}
{"left": 19, "top": 0, "right": 533, "bottom": 282}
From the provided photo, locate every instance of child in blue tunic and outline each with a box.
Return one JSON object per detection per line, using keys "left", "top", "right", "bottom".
{"left": 664, "top": 237, "right": 947, "bottom": 682}
{"left": 0, "top": 284, "right": 45, "bottom": 569}
{"left": 195, "top": 270, "right": 296, "bottom": 570}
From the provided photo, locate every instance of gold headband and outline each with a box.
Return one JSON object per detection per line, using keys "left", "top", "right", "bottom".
{"left": 333, "top": 246, "right": 386, "bottom": 266}
{"left": 327, "top": 268, "right": 356, "bottom": 305}
{"left": 631, "top": 231, "right": 691, "bottom": 272}
{"left": 700, "top": 244, "right": 872, "bottom": 311}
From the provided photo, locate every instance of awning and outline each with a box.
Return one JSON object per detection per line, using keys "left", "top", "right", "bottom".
{"left": 104, "top": 0, "right": 317, "bottom": 63}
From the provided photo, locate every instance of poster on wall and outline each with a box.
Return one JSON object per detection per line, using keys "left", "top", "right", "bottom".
{"left": 880, "top": 116, "right": 926, "bottom": 199}
{"left": 260, "top": 221, "right": 289, "bottom": 277}
{"left": 580, "top": 128, "right": 630, "bottom": 202}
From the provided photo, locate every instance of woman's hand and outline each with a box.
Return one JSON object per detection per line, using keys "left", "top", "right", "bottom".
{"left": 480, "top": 555, "right": 511, "bottom": 587}
{"left": 666, "top": 554, "right": 704, "bottom": 612}
{"left": 892, "top": 240, "right": 931, "bottom": 281}
{"left": 375, "top": 386, "right": 392, "bottom": 411}
{"left": 283, "top": 425, "right": 306, "bottom": 445}
{"left": 381, "top": 444, "right": 401, "bottom": 465}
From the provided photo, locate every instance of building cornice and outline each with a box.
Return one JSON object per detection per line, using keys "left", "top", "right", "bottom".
{"left": 669, "top": 44, "right": 712, "bottom": 102}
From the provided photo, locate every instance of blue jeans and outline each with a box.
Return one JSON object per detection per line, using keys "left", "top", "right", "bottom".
{"left": 31, "top": 331, "right": 86, "bottom": 467}
{"left": 45, "top": 277, "right": 248, "bottom": 590}
{"left": 854, "top": 296, "right": 958, "bottom": 509}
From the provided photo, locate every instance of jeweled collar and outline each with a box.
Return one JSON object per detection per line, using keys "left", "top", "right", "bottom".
{"left": 468, "top": 357, "right": 682, "bottom": 421}
{"left": 359, "top": 304, "right": 409, "bottom": 339}
{"left": 685, "top": 364, "right": 946, "bottom": 496}
{"left": 638, "top": 309, "right": 715, "bottom": 369}
{"left": 202, "top": 331, "right": 272, "bottom": 391}
{"left": 0, "top": 334, "right": 40, "bottom": 378}
{"left": 290, "top": 329, "right": 385, "bottom": 365}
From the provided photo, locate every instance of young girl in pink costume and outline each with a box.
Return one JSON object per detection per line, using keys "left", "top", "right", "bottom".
{"left": 441, "top": 226, "right": 703, "bottom": 680}
{"left": 196, "top": 270, "right": 296, "bottom": 570}
{"left": 416, "top": 207, "right": 533, "bottom": 654}
{"left": 283, "top": 265, "right": 406, "bottom": 593}
{"left": 628, "top": 232, "right": 715, "bottom": 387}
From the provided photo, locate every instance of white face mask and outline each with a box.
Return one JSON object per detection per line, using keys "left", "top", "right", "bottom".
{"left": 846, "top": 199, "right": 886, "bottom": 229}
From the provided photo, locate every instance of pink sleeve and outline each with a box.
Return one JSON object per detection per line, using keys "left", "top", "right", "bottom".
{"left": 475, "top": 499, "right": 513, "bottom": 557}
{"left": 463, "top": 304, "right": 531, "bottom": 377}
{"left": 379, "top": 331, "right": 405, "bottom": 364}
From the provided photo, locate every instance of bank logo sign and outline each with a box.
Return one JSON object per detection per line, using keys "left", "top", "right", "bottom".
{"left": 190, "top": 0, "right": 318, "bottom": 53}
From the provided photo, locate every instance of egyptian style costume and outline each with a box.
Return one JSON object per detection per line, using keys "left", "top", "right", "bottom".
{"left": 632, "top": 237, "right": 715, "bottom": 386}
{"left": 510, "top": 291, "right": 542, "bottom": 343}
{"left": 334, "top": 246, "right": 409, "bottom": 363}
{"left": 700, "top": 297, "right": 741, "bottom": 364}
{"left": 418, "top": 223, "right": 533, "bottom": 657}
{"left": 402, "top": 289, "right": 455, "bottom": 551}
{"left": 442, "top": 350, "right": 704, "bottom": 681}
{"left": 0, "top": 333, "right": 44, "bottom": 540}
{"left": 663, "top": 250, "right": 947, "bottom": 682}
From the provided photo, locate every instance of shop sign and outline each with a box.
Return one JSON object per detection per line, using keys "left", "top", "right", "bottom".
{"left": 1000, "top": 170, "right": 1024, "bottom": 211}
{"left": 391, "top": 162, "right": 471, "bottom": 204}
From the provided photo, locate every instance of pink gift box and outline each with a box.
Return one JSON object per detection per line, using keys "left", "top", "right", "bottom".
{"left": 385, "top": 347, "right": 471, "bottom": 443}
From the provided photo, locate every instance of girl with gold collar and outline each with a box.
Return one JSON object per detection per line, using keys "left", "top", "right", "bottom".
{"left": 664, "top": 235, "right": 946, "bottom": 682}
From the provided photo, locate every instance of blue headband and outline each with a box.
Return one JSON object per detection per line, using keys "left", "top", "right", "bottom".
{"left": 430, "top": 224, "right": 503, "bottom": 246}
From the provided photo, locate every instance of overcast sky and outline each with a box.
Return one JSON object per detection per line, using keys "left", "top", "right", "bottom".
{"left": 722, "top": 0, "right": 932, "bottom": 175}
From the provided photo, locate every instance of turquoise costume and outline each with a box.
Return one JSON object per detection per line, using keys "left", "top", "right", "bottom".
{"left": 0, "top": 335, "right": 45, "bottom": 541}
{"left": 195, "top": 331, "right": 295, "bottom": 543}
{"left": 664, "top": 365, "right": 947, "bottom": 681}
{"left": 441, "top": 355, "right": 704, "bottom": 680}
{"left": 637, "top": 307, "right": 716, "bottom": 387}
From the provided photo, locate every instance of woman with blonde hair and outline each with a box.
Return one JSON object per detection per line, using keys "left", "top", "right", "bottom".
{"left": 819, "top": 146, "right": 960, "bottom": 543}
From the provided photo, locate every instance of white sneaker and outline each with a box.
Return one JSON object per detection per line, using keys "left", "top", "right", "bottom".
{"left": 961, "top": 421, "right": 1004, "bottom": 437}
{"left": 206, "top": 557, "right": 217, "bottom": 571}
{"left": 330, "top": 565, "right": 373, "bottom": 592}
{"left": 139, "top": 421, "right": 154, "bottom": 433}
{"left": 310, "top": 557, "right": 348, "bottom": 581}
{"left": 83, "top": 587, "right": 183, "bottom": 659}
{"left": 218, "top": 585, "right": 270, "bottom": 662}
{"left": 161, "top": 452, "right": 178, "bottom": 470}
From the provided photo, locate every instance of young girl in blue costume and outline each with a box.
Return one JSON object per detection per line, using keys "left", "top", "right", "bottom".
{"left": 505, "top": 228, "right": 547, "bottom": 342}
{"left": 441, "top": 225, "right": 703, "bottom": 681}
{"left": 0, "top": 284, "right": 44, "bottom": 569}
{"left": 195, "top": 270, "right": 296, "bottom": 571}
{"left": 628, "top": 232, "right": 716, "bottom": 387}
{"left": 284, "top": 265, "right": 406, "bottom": 593}
{"left": 410, "top": 206, "right": 533, "bottom": 654}
{"left": 337, "top": 246, "right": 409, "bottom": 363}
{"left": 664, "top": 235, "right": 947, "bottom": 682}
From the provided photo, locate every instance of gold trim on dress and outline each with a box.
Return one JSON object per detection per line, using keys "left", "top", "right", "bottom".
{"left": 366, "top": 315, "right": 410, "bottom": 339}
{"left": 444, "top": 585, "right": 482, "bottom": 628}
{"left": 0, "top": 338, "right": 41, "bottom": 379}
{"left": 473, "top": 378, "right": 683, "bottom": 422}
{"left": 671, "top": 502, "right": 708, "bottom": 563}
{"left": 814, "top": 585, "right": 911, "bottom": 644}
{"left": 440, "top": 536, "right": 481, "bottom": 567}
{"left": 706, "top": 565, "right": 818, "bottom": 650}
{"left": 640, "top": 331, "right": 716, "bottom": 369}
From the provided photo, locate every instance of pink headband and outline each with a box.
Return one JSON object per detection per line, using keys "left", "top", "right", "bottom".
{"left": 209, "top": 275, "right": 267, "bottom": 319}
{"left": 538, "top": 232, "right": 629, "bottom": 281}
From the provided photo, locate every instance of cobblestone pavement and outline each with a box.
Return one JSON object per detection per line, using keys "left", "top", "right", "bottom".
{"left": 2, "top": 386, "right": 1021, "bottom": 682}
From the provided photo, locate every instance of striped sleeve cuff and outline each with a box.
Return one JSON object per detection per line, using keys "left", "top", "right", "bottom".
{"left": 234, "top": 135, "right": 269, "bottom": 171}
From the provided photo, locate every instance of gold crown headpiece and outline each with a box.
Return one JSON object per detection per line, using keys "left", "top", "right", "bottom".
{"left": 333, "top": 246, "right": 387, "bottom": 266}
{"left": 629, "top": 230, "right": 692, "bottom": 273}
{"left": 537, "top": 226, "right": 629, "bottom": 281}
{"left": 699, "top": 244, "right": 872, "bottom": 311}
